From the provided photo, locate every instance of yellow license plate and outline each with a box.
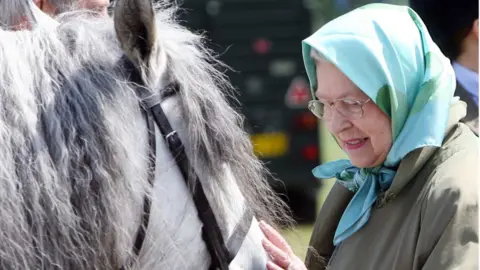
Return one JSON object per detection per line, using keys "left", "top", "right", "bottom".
{"left": 250, "top": 132, "right": 289, "bottom": 158}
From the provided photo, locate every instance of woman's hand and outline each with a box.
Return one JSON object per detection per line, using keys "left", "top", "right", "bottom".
{"left": 259, "top": 221, "right": 307, "bottom": 270}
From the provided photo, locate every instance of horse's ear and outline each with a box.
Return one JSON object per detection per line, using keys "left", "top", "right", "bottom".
{"left": 113, "top": 0, "right": 156, "bottom": 68}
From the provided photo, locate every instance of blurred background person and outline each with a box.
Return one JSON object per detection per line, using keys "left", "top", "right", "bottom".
{"left": 37, "top": 0, "right": 109, "bottom": 17}
{"left": 410, "top": 0, "right": 479, "bottom": 135}
{"left": 0, "top": 0, "right": 109, "bottom": 30}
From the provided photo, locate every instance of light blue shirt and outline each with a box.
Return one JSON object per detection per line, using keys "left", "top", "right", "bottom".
{"left": 453, "top": 62, "right": 479, "bottom": 106}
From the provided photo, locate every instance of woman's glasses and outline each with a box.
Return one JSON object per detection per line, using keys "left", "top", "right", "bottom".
{"left": 308, "top": 98, "right": 371, "bottom": 120}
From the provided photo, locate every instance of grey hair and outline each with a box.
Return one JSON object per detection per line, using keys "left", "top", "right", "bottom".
{"left": 0, "top": 0, "right": 95, "bottom": 29}
{"left": 47, "top": 0, "right": 77, "bottom": 13}
{"left": 0, "top": 0, "right": 34, "bottom": 27}
{"left": 0, "top": 0, "right": 62, "bottom": 29}
{"left": 0, "top": 1, "right": 291, "bottom": 269}
{"left": 47, "top": 0, "right": 104, "bottom": 14}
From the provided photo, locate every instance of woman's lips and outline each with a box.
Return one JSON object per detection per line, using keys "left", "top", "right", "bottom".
{"left": 343, "top": 138, "right": 368, "bottom": 150}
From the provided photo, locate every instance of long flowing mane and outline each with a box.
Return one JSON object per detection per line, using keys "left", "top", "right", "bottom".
{"left": 0, "top": 1, "right": 290, "bottom": 269}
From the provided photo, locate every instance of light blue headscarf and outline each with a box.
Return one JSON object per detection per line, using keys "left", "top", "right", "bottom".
{"left": 302, "top": 4, "right": 455, "bottom": 246}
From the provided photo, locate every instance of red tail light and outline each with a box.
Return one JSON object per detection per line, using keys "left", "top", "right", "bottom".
{"left": 253, "top": 38, "right": 271, "bottom": 55}
{"left": 294, "top": 112, "right": 317, "bottom": 130}
{"left": 302, "top": 144, "right": 318, "bottom": 161}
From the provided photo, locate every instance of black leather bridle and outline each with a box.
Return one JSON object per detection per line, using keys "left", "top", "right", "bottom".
{"left": 119, "top": 57, "right": 253, "bottom": 270}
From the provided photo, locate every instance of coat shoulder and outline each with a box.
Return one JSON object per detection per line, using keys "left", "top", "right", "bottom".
{"left": 422, "top": 123, "right": 478, "bottom": 213}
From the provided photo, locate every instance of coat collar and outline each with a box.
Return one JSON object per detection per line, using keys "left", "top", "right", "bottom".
{"left": 454, "top": 81, "right": 478, "bottom": 136}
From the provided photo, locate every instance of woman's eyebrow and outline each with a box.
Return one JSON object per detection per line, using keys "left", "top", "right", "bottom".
{"left": 315, "top": 91, "right": 354, "bottom": 101}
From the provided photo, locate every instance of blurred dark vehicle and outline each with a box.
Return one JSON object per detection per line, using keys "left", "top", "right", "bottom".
{"left": 175, "top": 0, "right": 320, "bottom": 224}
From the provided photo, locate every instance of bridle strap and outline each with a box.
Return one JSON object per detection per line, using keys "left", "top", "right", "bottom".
{"left": 120, "top": 56, "right": 252, "bottom": 269}
{"left": 119, "top": 106, "right": 156, "bottom": 270}
{"left": 148, "top": 89, "right": 232, "bottom": 269}
{"left": 226, "top": 207, "right": 254, "bottom": 259}
{"left": 132, "top": 107, "right": 157, "bottom": 255}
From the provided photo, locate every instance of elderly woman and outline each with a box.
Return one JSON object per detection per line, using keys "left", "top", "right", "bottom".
{"left": 260, "top": 3, "right": 478, "bottom": 270}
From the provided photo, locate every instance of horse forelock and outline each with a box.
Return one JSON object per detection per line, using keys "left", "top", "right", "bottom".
{"left": 0, "top": 2, "right": 291, "bottom": 269}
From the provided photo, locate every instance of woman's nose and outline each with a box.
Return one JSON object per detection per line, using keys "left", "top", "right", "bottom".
{"left": 327, "top": 110, "right": 352, "bottom": 134}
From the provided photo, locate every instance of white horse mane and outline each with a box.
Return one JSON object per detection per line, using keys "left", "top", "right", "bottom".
{"left": 0, "top": 0, "right": 291, "bottom": 268}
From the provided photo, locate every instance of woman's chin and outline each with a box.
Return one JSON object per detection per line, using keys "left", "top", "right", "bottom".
{"left": 349, "top": 159, "right": 371, "bottom": 168}
{"left": 348, "top": 155, "right": 384, "bottom": 168}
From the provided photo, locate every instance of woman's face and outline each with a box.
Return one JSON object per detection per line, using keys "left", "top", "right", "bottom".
{"left": 315, "top": 61, "right": 392, "bottom": 168}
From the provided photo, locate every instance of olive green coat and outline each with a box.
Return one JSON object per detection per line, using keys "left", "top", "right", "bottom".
{"left": 305, "top": 101, "right": 478, "bottom": 270}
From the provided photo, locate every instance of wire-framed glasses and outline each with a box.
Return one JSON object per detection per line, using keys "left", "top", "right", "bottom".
{"left": 308, "top": 98, "right": 371, "bottom": 120}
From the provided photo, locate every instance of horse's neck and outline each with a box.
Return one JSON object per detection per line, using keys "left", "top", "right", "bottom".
{"left": 129, "top": 95, "right": 268, "bottom": 269}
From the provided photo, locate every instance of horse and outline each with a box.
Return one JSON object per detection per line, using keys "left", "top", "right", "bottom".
{"left": 0, "top": 0, "right": 292, "bottom": 269}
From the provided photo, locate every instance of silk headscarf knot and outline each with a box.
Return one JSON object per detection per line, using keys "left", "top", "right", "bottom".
{"left": 313, "top": 160, "right": 395, "bottom": 245}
